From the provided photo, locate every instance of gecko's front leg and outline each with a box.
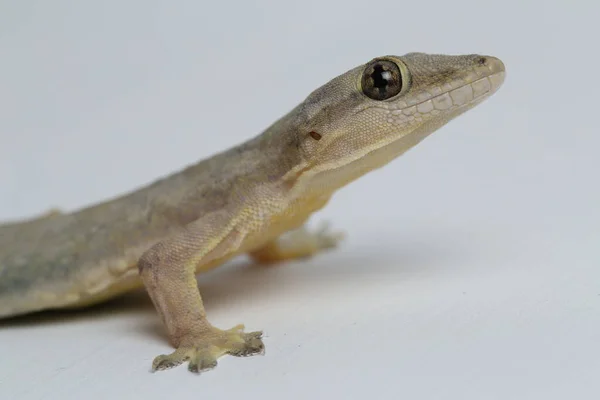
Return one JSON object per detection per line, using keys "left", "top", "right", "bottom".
{"left": 138, "top": 210, "right": 264, "bottom": 373}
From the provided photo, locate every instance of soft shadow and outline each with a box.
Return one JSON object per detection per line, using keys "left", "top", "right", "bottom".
{"left": 0, "top": 237, "right": 459, "bottom": 342}
{"left": 0, "top": 288, "right": 154, "bottom": 328}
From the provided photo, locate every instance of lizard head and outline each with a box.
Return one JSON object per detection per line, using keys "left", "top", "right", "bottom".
{"left": 284, "top": 53, "right": 505, "bottom": 193}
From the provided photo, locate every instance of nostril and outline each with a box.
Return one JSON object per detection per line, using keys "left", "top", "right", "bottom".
{"left": 477, "top": 56, "right": 487, "bottom": 65}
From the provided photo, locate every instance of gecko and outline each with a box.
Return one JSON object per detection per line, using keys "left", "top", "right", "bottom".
{"left": 0, "top": 52, "right": 505, "bottom": 373}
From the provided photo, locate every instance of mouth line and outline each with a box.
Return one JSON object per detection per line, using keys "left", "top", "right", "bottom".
{"left": 357, "top": 70, "right": 505, "bottom": 116}
{"left": 408, "top": 71, "right": 505, "bottom": 109}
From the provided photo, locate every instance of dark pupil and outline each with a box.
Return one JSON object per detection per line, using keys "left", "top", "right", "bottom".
{"left": 371, "top": 64, "right": 390, "bottom": 95}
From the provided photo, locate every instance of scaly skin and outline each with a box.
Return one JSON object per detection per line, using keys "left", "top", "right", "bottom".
{"left": 0, "top": 52, "right": 505, "bottom": 373}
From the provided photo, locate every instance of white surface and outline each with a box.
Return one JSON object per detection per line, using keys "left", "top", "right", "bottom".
{"left": 1, "top": 1, "right": 598, "bottom": 399}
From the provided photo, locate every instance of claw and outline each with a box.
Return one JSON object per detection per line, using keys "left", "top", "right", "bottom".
{"left": 152, "top": 348, "right": 192, "bottom": 371}
{"left": 228, "top": 331, "right": 265, "bottom": 357}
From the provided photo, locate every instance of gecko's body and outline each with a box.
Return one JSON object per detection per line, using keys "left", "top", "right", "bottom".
{"left": 0, "top": 52, "right": 505, "bottom": 373}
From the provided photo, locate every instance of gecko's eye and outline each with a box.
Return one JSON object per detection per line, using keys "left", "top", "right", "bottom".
{"left": 361, "top": 59, "right": 403, "bottom": 101}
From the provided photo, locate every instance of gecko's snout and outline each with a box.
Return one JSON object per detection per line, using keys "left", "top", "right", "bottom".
{"left": 479, "top": 55, "right": 505, "bottom": 73}
{"left": 477, "top": 55, "right": 506, "bottom": 93}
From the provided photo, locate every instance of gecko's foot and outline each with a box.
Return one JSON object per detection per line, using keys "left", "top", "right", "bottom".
{"left": 250, "top": 221, "right": 345, "bottom": 263}
{"left": 151, "top": 324, "right": 264, "bottom": 374}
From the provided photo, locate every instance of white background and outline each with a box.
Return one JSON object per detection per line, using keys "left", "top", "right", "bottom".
{"left": 1, "top": 1, "right": 598, "bottom": 399}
